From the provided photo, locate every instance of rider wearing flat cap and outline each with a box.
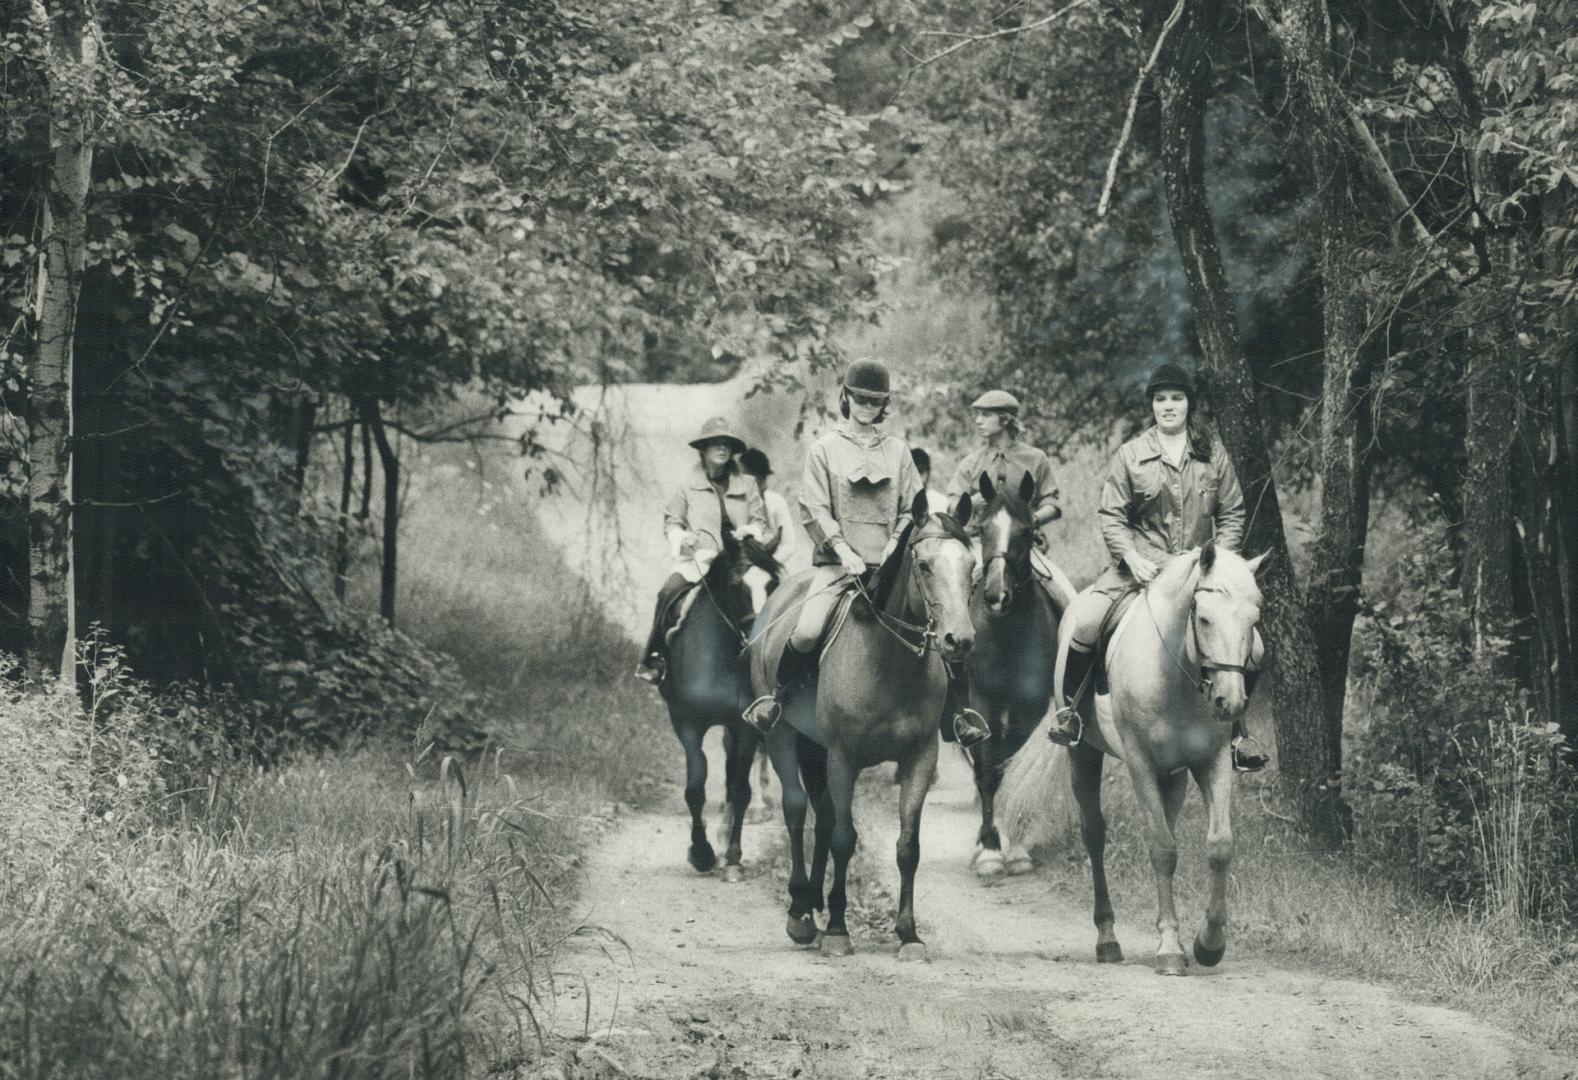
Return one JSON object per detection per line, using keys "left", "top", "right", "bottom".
{"left": 635, "top": 417, "right": 767, "bottom": 685}
{"left": 742, "top": 358, "right": 991, "bottom": 746}
{"left": 1047, "top": 363, "right": 1268, "bottom": 771}
{"left": 947, "top": 389, "right": 1063, "bottom": 574}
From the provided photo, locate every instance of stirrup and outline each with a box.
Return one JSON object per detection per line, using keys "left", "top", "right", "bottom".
{"left": 1046, "top": 705, "right": 1082, "bottom": 747}
{"left": 1231, "top": 734, "right": 1269, "bottom": 773}
{"left": 633, "top": 656, "right": 665, "bottom": 685}
{"left": 952, "top": 708, "right": 990, "bottom": 748}
{"left": 742, "top": 695, "right": 782, "bottom": 734}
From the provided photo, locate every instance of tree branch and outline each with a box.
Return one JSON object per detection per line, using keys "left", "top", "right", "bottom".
{"left": 1096, "top": 0, "right": 1188, "bottom": 219}
{"left": 905, "top": 0, "right": 1095, "bottom": 71}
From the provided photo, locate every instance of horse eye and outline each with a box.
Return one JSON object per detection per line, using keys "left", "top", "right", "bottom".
{"left": 919, "top": 562, "right": 934, "bottom": 576}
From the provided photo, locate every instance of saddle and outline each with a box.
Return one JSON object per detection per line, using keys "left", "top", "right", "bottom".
{"left": 661, "top": 584, "right": 705, "bottom": 649}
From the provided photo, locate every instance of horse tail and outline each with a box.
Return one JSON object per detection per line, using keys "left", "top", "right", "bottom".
{"left": 995, "top": 715, "right": 1079, "bottom": 855}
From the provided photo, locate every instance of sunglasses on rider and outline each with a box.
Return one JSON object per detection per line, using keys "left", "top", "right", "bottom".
{"left": 847, "top": 390, "right": 888, "bottom": 407}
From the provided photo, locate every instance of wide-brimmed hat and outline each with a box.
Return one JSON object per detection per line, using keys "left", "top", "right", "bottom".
{"left": 1145, "top": 363, "right": 1196, "bottom": 400}
{"left": 688, "top": 417, "right": 747, "bottom": 454}
{"left": 970, "top": 389, "right": 1021, "bottom": 414}
{"left": 842, "top": 357, "right": 891, "bottom": 398}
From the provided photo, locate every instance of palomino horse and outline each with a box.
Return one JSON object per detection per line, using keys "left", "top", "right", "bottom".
{"left": 1054, "top": 540, "right": 1266, "bottom": 974}
{"left": 965, "top": 472, "right": 1061, "bottom": 879}
{"left": 661, "top": 524, "right": 781, "bottom": 881}
{"left": 750, "top": 491, "right": 976, "bottom": 957}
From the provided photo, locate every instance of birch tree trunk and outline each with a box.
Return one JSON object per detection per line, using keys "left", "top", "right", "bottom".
{"left": 29, "top": 0, "right": 96, "bottom": 679}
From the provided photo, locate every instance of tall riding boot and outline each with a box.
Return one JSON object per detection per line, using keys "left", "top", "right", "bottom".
{"left": 742, "top": 643, "right": 813, "bottom": 733}
{"left": 634, "top": 602, "right": 669, "bottom": 684}
{"left": 1047, "top": 647, "right": 1097, "bottom": 746}
{"left": 944, "top": 663, "right": 990, "bottom": 748}
{"left": 1231, "top": 670, "right": 1268, "bottom": 772}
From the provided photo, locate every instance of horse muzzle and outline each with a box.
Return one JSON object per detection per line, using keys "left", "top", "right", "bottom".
{"left": 937, "top": 628, "right": 975, "bottom": 662}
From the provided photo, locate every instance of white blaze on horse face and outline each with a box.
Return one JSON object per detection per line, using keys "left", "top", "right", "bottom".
{"left": 742, "top": 565, "right": 772, "bottom": 617}
{"left": 918, "top": 534, "right": 976, "bottom": 659}
{"left": 985, "top": 507, "right": 1013, "bottom": 609}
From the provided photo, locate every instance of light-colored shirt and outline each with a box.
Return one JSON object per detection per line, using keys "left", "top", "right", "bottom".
{"left": 763, "top": 489, "right": 796, "bottom": 563}
{"left": 1097, "top": 426, "right": 1245, "bottom": 565}
{"left": 799, "top": 426, "right": 924, "bottom": 566}
{"left": 946, "top": 439, "right": 1060, "bottom": 528}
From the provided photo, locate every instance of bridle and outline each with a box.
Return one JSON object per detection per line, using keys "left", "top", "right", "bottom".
{"left": 854, "top": 521, "right": 966, "bottom": 659}
{"left": 1144, "top": 584, "right": 1254, "bottom": 700}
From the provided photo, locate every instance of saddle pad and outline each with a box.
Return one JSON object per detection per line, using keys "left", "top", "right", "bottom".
{"left": 1094, "top": 586, "right": 1142, "bottom": 696}
{"left": 748, "top": 570, "right": 856, "bottom": 748}
{"left": 662, "top": 583, "right": 704, "bottom": 649}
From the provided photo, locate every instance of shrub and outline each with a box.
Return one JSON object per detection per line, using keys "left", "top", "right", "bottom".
{"left": 1348, "top": 549, "right": 1578, "bottom": 925}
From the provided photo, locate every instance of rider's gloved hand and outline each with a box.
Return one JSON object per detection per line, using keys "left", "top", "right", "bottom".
{"left": 1123, "top": 550, "right": 1160, "bottom": 584}
{"left": 835, "top": 542, "right": 867, "bottom": 578}
{"left": 669, "top": 530, "right": 697, "bottom": 559}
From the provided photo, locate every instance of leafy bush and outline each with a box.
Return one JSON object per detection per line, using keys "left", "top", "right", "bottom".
{"left": 1348, "top": 550, "right": 1578, "bottom": 925}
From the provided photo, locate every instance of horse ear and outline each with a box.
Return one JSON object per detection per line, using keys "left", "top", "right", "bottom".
{"left": 954, "top": 492, "right": 973, "bottom": 527}
{"left": 1245, "top": 550, "right": 1270, "bottom": 576}
{"left": 1199, "top": 539, "right": 1216, "bottom": 574}
{"left": 1017, "top": 470, "right": 1036, "bottom": 505}
{"left": 911, "top": 488, "right": 930, "bottom": 523}
{"left": 978, "top": 471, "right": 996, "bottom": 504}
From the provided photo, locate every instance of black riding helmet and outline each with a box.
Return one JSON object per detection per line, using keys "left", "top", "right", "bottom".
{"left": 1145, "top": 363, "right": 1196, "bottom": 408}
{"left": 840, "top": 357, "right": 892, "bottom": 420}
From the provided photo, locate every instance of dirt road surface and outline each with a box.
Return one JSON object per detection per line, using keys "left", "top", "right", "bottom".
{"left": 534, "top": 745, "right": 1576, "bottom": 1080}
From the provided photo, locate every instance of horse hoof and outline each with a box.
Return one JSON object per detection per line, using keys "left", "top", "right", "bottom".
{"left": 1193, "top": 934, "right": 1226, "bottom": 968}
{"left": 1154, "top": 952, "right": 1188, "bottom": 976}
{"left": 974, "top": 850, "right": 1006, "bottom": 880}
{"left": 688, "top": 844, "right": 717, "bottom": 873}
{"left": 720, "top": 864, "right": 744, "bottom": 884}
{"left": 1095, "top": 941, "right": 1124, "bottom": 964}
{"left": 1005, "top": 853, "right": 1034, "bottom": 876}
{"left": 897, "top": 942, "right": 928, "bottom": 963}
{"left": 786, "top": 914, "right": 818, "bottom": 946}
{"left": 820, "top": 932, "right": 853, "bottom": 957}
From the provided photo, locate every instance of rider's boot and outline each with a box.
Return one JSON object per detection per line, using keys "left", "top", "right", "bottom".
{"left": 944, "top": 663, "right": 990, "bottom": 748}
{"left": 1047, "top": 646, "right": 1096, "bottom": 747}
{"left": 742, "top": 643, "right": 813, "bottom": 734}
{"left": 633, "top": 653, "right": 666, "bottom": 685}
{"left": 1230, "top": 670, "right": 1268, "bottom": 771}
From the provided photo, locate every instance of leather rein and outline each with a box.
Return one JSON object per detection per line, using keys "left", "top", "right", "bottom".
{"left": 853, "top": 522, "right": 964, "bottom": 659}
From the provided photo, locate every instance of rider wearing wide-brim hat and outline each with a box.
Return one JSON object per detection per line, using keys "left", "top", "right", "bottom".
{"left": 635, "top": 416, "right": 767, "bottom": 684}
{"left": 1047, "top": 363, "right": 1268, "bottom": 770}
{"left": 946, "top": 388, "right": 1063, "bottom": 566}
{"left": 741, "top": 358, "right": 990, "bottom": 745}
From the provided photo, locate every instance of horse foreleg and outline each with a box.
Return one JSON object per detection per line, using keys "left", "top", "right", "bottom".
{"left": 1070, "top": 743, "right": 1120, "bottom": 963}
{"left": 719, "top": 724, "right": 757, "bottom": 882}
{"left": 801, "top": 738, "right": 833, "bottom": 916}
{"left": 676, "top": 720, "right": 715, "bottom": 873}
{"left": 1190, "top": 751, "right": 1234, "bottom": 967}
{"left": 972, "top": 707, "right": 1006, "bottom": 880}
{"left": 820, "top": 746, "right": 859, "bottom": 957}
{"left": 894, "top": 737, "right": 938, "bottom": 960}
{"left": 1124, "top": 755, "right": 1188, "bottom": 975}
{"left": 766, "top": 726, "right": 817, "bottom": 945}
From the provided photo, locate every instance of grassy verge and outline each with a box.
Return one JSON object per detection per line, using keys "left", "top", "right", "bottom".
{"left": 1, "top": 440, "right": 670, "bottom": 1080}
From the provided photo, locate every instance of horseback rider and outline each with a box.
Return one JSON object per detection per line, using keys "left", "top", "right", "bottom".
{"left": 634, "top": 417, "right": 767, "bottom": 685}
{"left": 741, "top": 358, "right": 991, "bottom": 747}
{"left": 1047, "top": 364, "right": 1269, "bottom": 772}
{"left": 945, "top": 390, "right": 1064, "bottom": 581}
{"left": 741, "top": 447, "right": 796, "bottom": 564}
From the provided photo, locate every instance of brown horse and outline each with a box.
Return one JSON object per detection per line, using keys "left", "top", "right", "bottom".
{"left": 1053, "top": 540, "right": 1266, "bottom": 974}
{"left": 749, "top": 491, "right": 977, "bottom": 958}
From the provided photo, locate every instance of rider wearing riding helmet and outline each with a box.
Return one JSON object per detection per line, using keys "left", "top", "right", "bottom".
{"left": 945, "top": 389, "right": 1063, "bottom": 571}
{"left": 741, "top": 358, "right": 991, "bottom": 747}
{"left": 635, "top": 416, "right": 767, "bottom": 685}
{"left": 1047, "top": 363, "right": 1268, "bottom": 771}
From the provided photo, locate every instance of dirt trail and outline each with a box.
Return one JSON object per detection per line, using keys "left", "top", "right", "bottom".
{"left": 532, "top": 747, "right": 1576, "bottom": 1080}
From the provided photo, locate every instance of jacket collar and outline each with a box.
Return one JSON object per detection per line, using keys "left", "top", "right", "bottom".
{"left": 1135, "top": 426, "right": 1195, "bottom": 464}
{"left": 687, "top": 460, "right": 742, "bottom": 491}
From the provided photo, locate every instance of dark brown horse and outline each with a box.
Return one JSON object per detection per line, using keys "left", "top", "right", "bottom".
{"left": 964, "top": 472, "right": 1062, "bottom": 879}
{"left": 660, "top": 524, "right": 780, "bottom": 880}
{"left": 749, "top": 491, "right": 976, "bottom": 958}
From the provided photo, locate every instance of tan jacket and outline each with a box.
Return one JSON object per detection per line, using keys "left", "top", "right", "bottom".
{"left": 946, "top": 439, "right": 1060, "bottom": 528}
{"left": 1097, "top": 426, "right": 1245, "bottom": 565}
{"left": 663, "top": 462, "right": 766, "bottom": 553}
{"left": 800, "top": 427, "right": 924, "bottom": 566}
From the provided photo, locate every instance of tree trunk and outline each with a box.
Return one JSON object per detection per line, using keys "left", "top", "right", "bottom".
{"left": 333, "top": 417, "right": 356, "bottom": 602}
{"left": 1461, "top": 346, "right": 1518, "bottom": 660}
{"left": 360, "top": 399, "right": 399, "bottom": 624}
{"left": 29, "top": 0, "right": 96, "bottom": 680}
{"left": 1156, "top": 0, "right": 1344, "bottom": 842}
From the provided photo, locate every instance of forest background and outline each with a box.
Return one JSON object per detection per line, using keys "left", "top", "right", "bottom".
{"left": 1, "top": 0, "right": 1576, "bottom": 1076}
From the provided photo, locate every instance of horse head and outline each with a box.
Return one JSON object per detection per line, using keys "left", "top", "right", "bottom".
{"left": 976, "top": 470, "right": 1038, "bottom": 614}
{"left": 1191, "top": 540, "right": 1268, "bottom": 716}
{"left": 900, "top": 488, "right": 976, "bottom": 663}
{"left": 725, "top": 521, "right": 781, "bottom": 618}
